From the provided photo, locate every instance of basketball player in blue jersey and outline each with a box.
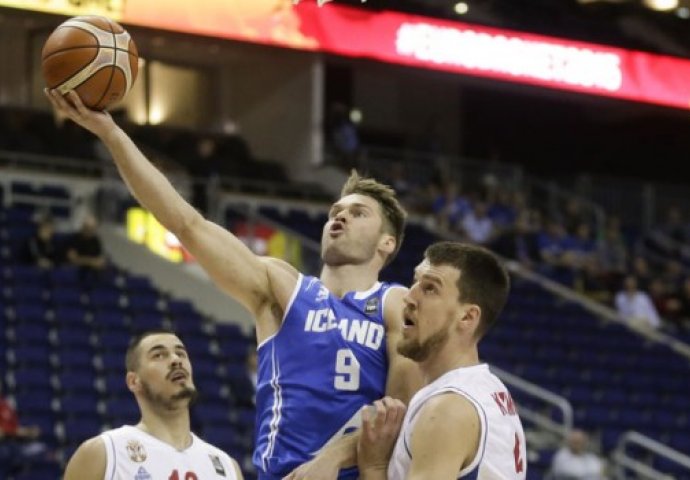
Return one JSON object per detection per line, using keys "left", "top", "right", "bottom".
{"left": 46, "top": 90, "right": 422, "bottom": 480}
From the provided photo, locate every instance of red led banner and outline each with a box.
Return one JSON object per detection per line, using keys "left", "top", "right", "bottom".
{"left": 2, "top": 0, "right": 690, "bottom": 108}
{"left": 293, "top": 3, "right": 690, "bottom": 109}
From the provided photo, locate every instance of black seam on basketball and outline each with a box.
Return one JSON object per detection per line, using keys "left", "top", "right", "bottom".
{"left": 93, "top": 24, "right": 118, "bottom": 109}
{"left": 42, "top": 45, "right": 122, "bottom": 62}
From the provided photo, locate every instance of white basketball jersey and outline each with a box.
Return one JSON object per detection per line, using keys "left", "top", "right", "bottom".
{"left": 388, "top": 364, "right": 527, "bottom": 480}
{"left": 100, "top": 425, "right": 238, "bottom": 480}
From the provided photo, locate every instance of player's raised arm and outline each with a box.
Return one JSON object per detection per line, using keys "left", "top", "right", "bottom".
{"left": 45, "top": 90, "right": 297, "bottom": 327}
{"left": 63, "top": 436, "right": 107, "bottom": 480}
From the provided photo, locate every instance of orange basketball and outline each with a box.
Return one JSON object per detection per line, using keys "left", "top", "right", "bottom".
{"left": 41, "top": 16, "right": 139, "bottom": 111}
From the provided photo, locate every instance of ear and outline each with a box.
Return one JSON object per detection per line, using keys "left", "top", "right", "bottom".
{"left": 458, "top": 304, "right": 481, "bottom": 330}
{"left": 378, "top": 233, "right": 396, "bottom": 256}
{"left": 126, "top": 371, "right": 139, "bottom": 394}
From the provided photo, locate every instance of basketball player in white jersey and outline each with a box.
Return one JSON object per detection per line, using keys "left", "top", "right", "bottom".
{"left": 47, "top": 90, "right": 422, "bottom": 480}
{"left": 63, "top": 330, "right": 243, "bottom": 480}
{"left": 358, "top": 242, "right": 527, "bottom": 480}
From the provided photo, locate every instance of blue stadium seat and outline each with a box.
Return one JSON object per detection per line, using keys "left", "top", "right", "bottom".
{"left": 57, "top": 369, "right": 96, "bottom": 393}
{"left": 104, "top": 396, "right": 140, "bottom": 424}
{"left": 61, "top": 415, "right": 103, "bottom": 443}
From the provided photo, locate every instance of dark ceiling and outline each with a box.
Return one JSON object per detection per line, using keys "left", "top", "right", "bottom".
{"left": 338, "top": 0, "right": 690, "bottom": 59}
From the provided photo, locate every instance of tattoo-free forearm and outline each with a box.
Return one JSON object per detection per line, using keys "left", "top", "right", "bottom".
{"left": 101, "top": 127, "right": 202, "bottom": 235}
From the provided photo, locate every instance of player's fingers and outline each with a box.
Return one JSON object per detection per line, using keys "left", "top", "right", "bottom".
{"left": 48, "top": 89, "right": 75, "bottom": 115}
{"left": 380, "top": 397, "right": 405, "bottom": 436}
{"left": 67, "top": 90, "right": 89, "bottom": 115}
{"left": 361, "top": 404, "right": 376, "bottom": 441}
{"left": 373, "top": 399, "right": 388, "bottom": 430}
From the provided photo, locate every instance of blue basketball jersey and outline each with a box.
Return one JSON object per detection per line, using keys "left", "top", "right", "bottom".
{"left": 254, "top": 274, "right": 401, "bottom": 479}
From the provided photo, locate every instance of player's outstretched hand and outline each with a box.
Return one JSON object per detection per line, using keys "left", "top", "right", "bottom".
{"left": 44, "top": 89, "right": 115, "bottom": 139}
{"left": 357, "top": 397, "right": 406, "bottom": 474}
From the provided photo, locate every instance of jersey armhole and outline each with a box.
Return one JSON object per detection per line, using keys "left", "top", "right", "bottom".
{"left": 257, "top": 273, "right": 304, "bottom": 350}
{"left": 101, "top": 432, "right": 117, "bottom": 480}
{"left": 437, "top": 388, "right": 488, "bottom": 477}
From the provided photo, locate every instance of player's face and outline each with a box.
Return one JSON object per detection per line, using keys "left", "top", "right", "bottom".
{"left": 133, "top": 334, "right": 197, "bottom": 409}
{"left": 321, "top": 194, "right": 392, "bottom": 266}
{"left": 398, "top": 260, "right": 463, "bottom": 362}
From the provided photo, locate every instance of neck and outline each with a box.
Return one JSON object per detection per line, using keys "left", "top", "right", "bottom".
{"left": 320, "top": 263, "right": 381, "bottom": 297}
{"left": 420, "top": 343, "right": 480, "bottom": 384}
{"left": 137, "top": 405, "right": 191, "bottom": 451}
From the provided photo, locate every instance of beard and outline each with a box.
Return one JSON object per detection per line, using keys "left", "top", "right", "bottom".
{"left": 140, "top": 380, "right": 198, "bottom": 411}
{"left": 397, "top": 320, "right": 451, "bottom": 362}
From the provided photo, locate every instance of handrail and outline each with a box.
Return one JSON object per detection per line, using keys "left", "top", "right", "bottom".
{"left": 491, "top": 365, "right": 573, "bottom": 439}
{"left": 0, "top": 149, "right": 103, "bottom": 176}
{"left": 612, "top": 431, "right": 690, "bottom": 480}
{"left": 505, "top": 260, "right": 690, "bottom": 360}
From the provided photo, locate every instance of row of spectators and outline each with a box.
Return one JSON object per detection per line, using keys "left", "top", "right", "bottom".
{"left": 22, "top": 215, "right": 106, "bottom": 278}
{"left": 377, "top": 168, "right": 690, "bottom": 334}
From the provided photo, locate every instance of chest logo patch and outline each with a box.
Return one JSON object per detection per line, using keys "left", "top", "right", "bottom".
{"left": 126, "top": 439, "right": 147, "bottom": 463}
{"left": 365, "top": 297, "right": 379, "bottom": 314}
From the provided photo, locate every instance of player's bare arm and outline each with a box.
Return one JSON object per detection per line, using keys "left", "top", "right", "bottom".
{"left": 45, "top": 90, "right": 298, "bottom": 342}
{"left": 383, "top": 287, "right": 424, "bottom": 405}
{"left": 63, "top": 436, "right": 107, "bottom": 480}
{"left": 406, "top": 394, "right": 481, "bottom": 480}
{"left": 231, "top": 457, "right": 245, "bottom": 480}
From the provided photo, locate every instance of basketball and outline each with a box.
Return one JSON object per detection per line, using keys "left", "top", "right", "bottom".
{"left": 41, "top": 16, "right": 138, "bottom": 111}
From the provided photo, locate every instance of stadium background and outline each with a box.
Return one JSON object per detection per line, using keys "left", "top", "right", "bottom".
{"left": 1, "top": 0, "right": 689, "bottom": 478}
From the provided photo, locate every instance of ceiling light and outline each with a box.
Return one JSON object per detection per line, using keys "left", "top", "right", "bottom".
{"left": 676, "top": 6, "right": 690, "bottom": 17}
{"left": 454, "top": 2, "right": 469, "bottom": 14}
{"left": 643, "top": 0, "right": 679, "bottom": 11}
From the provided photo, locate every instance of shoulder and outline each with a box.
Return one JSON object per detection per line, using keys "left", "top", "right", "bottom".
{"left": 260, "top": 256, "right": 300, "bottom": 277}
{"left": 382, "top": 286, "right": 408, "bottom": 327}
{"left": 64, "top": 435, "right": 107, "bottom": 480}
{"left": 417, "top": 392, "right": 480, "bottom": 428}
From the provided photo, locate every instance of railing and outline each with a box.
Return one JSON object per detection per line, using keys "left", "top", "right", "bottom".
{"left": 505, "top": 260, "right": 690, "bottom": 360}
{"left": 491, "top": 365, "right": 573, "bottom": 441}
{"left": 611, "top": 431, "right": 690, "bottom": 480}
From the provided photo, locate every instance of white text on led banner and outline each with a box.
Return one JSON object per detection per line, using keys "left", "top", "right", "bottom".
{"left": 396, "top": 23, "right": 623, "bottom": 92}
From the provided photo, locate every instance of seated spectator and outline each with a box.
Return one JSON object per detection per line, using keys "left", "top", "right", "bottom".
{"left": 629, "top": 255, "right": 653, "bottom": 290}
{"left": 0, "top": 383, "right": 51, "bottom": 476}
{"left": 431, "top": 181, "right": 471, "bottom": 231}
{"left": 24, "top": 217, "right": 59, "bottom": 268}
{"left": 537, "top": 219, "right": 577, "bottom": 286}
{"left": 597, "top": 223, "right": 629, "bottom": 291}
{"left": 614, "top": 275, "right": 661, "bottom": 329}
{"left": 550, "top": 429, "right": 606, "bottom": 480}
{"left": 460, "top": 200, "right": 496, "bottom": 245}
{"left": 661, "top": 277, "right": 690, "bottom": 332}
{"left": 493, "top": 210, "right": 540, "bottom": 269}
{"left": 66, "top": 215, "right": 106, "bottom": 276}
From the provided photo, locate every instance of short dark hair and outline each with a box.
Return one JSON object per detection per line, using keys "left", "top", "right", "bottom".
{"left": 340, "top": 170, "right": 407, "bottom": 265}
{"left": 424, "top": 242, "right": 510, "bottom": 338}
{"left": 125, "top": 329, "right": 180, "bottom": 372}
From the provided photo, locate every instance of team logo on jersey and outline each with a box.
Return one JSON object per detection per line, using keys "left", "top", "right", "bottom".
{"left": 316, "top": 286, "right": 329, "bottom": 302}
{"left": 134, "top": 466, "right": 152, "bottom": 480}
{"left": 209, "top": 454, "right": 226, "bottom": 476}
{"left": 365, "top": 297, "right": 379, "bottom": 314}
{"left": 126, "top": 439, "right": 147, "bottom": 463}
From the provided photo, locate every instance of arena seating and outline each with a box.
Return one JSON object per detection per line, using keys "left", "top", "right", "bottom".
{"left": 1, "top": 205, "right": 256, "bottom": 480}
